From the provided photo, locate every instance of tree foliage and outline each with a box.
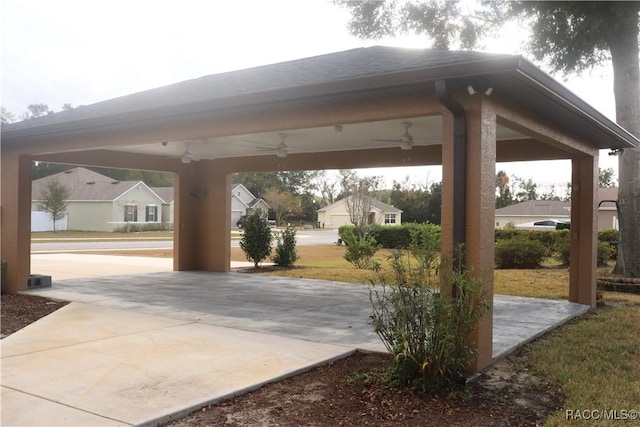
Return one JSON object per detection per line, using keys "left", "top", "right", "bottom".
{"left": 340, "top": 170, "right": 381, "bottom": 237}
{"left": 598, "top": 167, "right": 616, "bottom": 188}
{"left": 40, "top": 179, "right": 71, "bottom": 233}
{"left": 239, "top": 209, "right": 273, "bottom": 267}
{"left": 263, "top": 187, "right": 300, "bottom": 226}
{"left": 388, "top": 177, "right": 441, "bottom": 224}
{"left": 1, "top": 107, "right": 18, "bottom": 124}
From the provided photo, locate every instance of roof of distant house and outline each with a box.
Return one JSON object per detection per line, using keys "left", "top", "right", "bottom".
{"left": 32, "top": 167, "right": 156, "bottom": 202}
{"left": 317, "top": 195, "right": 402, "bottom": 213}
{"left": 495, "top": 200, "right": 570, "bottom": 217}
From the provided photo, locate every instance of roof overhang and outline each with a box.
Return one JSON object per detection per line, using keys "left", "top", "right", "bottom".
{"left": 3, "top": 47, "right": 637, "bottom": 155}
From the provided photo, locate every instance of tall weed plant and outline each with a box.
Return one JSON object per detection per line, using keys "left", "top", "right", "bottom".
{"left": 369, "top": 245, "right": 489, "bottom": 393}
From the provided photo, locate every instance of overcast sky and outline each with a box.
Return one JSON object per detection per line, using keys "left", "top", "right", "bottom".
{"left": 1, "top": 0, "right": 621, "bottom": 190}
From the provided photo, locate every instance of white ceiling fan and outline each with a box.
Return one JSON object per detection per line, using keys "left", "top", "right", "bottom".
{"left": 241, "top": 133, "right": 289, "bottom": 158}
{"left": 163, "top": 142, "right": 201, "bottom": 163}
{"left": 371, "top": 121, "right": 414, "bottom": 150}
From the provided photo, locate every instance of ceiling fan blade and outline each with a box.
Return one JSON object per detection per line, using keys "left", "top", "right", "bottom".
{"left": 371, "top": 138, "right": 401, "bottom": 143}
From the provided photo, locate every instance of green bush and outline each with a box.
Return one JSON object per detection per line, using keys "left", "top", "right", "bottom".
{"left": 370, "top": 249, "right": 489, "bottom": 393}
{"left": 239, "top": 209, "right": 273, "bottom": 267}
{"left": 555, "top": 230, "right": 571, "bottom": 265}
{"left": 117, "top": 222, "right": 168, "bottom": 232}
{"left": 271, "top": 226, "right": 298, "bottom": 267}
{"left": 495, "top": 238, "right": 547, "bottom": 269}
{"left": 598, "top": 229, "right": 619, "bottom": 260}
{"left": 556, "top": 230, "right": 617, "bottom": 266}
{"left": 339, "top": 223, "right": 442, "bottom": 249}
{"left": 342, "top": 230, "right": 381, "bottom": 269}
{"left": 495, "top": 229, "right": 558, "bottom": 256}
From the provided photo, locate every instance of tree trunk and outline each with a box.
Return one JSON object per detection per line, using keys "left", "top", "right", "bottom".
{"left": 606, "top": 17, "right": 640, "bottom": 277}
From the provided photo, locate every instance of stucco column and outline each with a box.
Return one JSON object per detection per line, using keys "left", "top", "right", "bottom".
{"left": 173, "top": 160, "right": 230, "bottom": 272}
{"left": 569, "top": 155, "right": 598, "bottom": 307}
{"left": 465, "top": 99, "right": 497, "bottom": 371}
{"left": 441, "top": 96, "right": 496, "bottom": 371}
{"left": 1, "top": 151, "right": 32, "bottom": 293}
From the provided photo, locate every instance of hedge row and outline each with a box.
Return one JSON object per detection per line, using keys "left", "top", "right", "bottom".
{"left": 338, "top": 223, "right": 441, "bottom": 249}
{"left": 337, "top": 224, "right": 619, "bottom": 269}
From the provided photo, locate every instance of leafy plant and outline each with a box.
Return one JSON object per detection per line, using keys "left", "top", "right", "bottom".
{"left": 369, "top": 243, "right": 489, "bottom": 393}
{"left": 272, "top": 226, "right": 299, "bottom": 267}
{"left": 495, "top": 238, "right": 547, "bottom": 269}
{"left": 239, "top": 209, "right": 273, "bottom": 267}
{"left": 342, "top": 228, "right": 381, "bottom": 269}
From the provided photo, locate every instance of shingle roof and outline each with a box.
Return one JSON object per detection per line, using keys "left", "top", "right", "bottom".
{"left": 5, "top": 47, "right": 512, "bottom": 131}
{"left": 32, "top": 167, "right": 142, "bottom": 201}
{"left": 317, "top": 195, "right": 402, "bottom": 213}
{"left": 150, "top": 187, "right": 174, "bottom": 204}
{"left": 495, "top": 200, "right": 570, "bottom": 217}
{"left": 5, "top": 46, "right": 637, "bottom": 151}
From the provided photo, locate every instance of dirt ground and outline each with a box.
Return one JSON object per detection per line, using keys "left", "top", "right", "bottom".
{"left": 1, "top": 294, "right": 563, "bottom": 426}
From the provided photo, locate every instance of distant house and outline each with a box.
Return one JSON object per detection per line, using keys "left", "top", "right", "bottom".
{"left": 495, "top": 188, "right": 620, "bottom": 231}
{"left": 231, "top": 184, "right": 270, "bottom": 228}
{"left": 597, "top": 187, "right": 619, "bottom": 230}
{"left": 32, "top": 167, "right": 166, "bottom": 232}
{"left": 150, "top": 187, "right": 175, "bottom": 229}
{"left": 495, "top": 200, "right": 570, "bottom": 229}
{"left": 316, "top": 196, "right": 402, "bottom": 229}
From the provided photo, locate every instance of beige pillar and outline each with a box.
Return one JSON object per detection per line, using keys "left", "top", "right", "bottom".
{"left": 569, "top": 155, "right": 598, "bottom": 307}
{"left": 441, "top": 96, "right": 496, "bottom": 371}
{"left": 1, "top": 151, "right": 32, "bottom": 293}
{"left": 465, "top": 100, "right": 497, "bottom": 371}
{"left": 174, "top": 160, "right": 230, "bottom": 272}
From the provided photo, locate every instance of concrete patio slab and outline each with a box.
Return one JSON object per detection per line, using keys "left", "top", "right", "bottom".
{"left": 1, "top": 303, "right": 352, "bottom": 427}
{"left": 3, "top": 254, "right": 591, "bottom": 426}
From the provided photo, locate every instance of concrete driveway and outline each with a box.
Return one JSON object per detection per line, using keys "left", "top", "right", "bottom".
{"left": 2, "top": 255, "right": 589, "bottom": 426}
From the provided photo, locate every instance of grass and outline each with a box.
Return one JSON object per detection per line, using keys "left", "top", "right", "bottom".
{"left": 528, "top": 292, "right": 640, "bottom": 426}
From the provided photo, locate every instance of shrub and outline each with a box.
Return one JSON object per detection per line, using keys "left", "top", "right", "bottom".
{"left": 495, "top": 238, "right": 547, "bottom": 269}
{"left": 370, "top": 249, "right": 489, "bottom": 393}
{"left": 239, "top": 209, "right": 273, "bottom": 267}
{"left": 342, "top": 230, "right": 381, "bottom": 269}
{"left": 271, "top": 226, "right": 298, "bottom": 267}
{"left": 556, "top": 231, "right": 617, "bottom": 266}
{"left": 340, "top": 224, "right": 442, "bottom": 250}
{"left": 598, "top": 228, "right": 619, "bottom": 260}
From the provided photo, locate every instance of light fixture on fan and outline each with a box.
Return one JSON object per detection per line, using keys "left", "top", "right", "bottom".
{"left": 371, "top": 121, "right": 414, "bottom": 150}
{"left": 399, "top": 121, "right": 413, "bottom": 150}
{"left": 181, "top": 145, "right": 194, "bottom": 163}
{"left": 275, "top": 134, "right": 288, "bottom": 158}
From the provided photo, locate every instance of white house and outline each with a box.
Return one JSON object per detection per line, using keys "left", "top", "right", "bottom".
{"left": 32, "top": 167, "right": 166, "bottom": 232}
{"left": 230, "top": 184, "right": 270, "bottom": 227}
{"left": 316, "top": 196, "right": 402, "bottom": 229}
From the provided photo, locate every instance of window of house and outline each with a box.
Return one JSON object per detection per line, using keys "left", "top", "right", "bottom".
{"left": 145, "top": 205, "right": 158, "bottom": 222}
{"left": 124, "top": 205, "right": 138, "bottom": 222}
{"left": 384, "top": 214, "right": 396, "bottom": 225}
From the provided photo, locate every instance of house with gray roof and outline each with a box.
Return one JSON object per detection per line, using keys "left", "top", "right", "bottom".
{"left": 32, "top": 167, "right": 166, "bottom": 232}
{"left": 317, "top": 196, "right": 402, "bottom": 229}
{"left": 495, "top": 200, "right": 571, "bottom": 229}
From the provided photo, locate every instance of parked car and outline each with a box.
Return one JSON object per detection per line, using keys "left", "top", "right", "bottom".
{"left": 515, "top": 219, "right": 570, "bottom": 230}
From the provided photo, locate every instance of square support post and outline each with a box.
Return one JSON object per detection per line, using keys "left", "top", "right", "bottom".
{"left": 569, "top": 155, "right": 598, "bottom": 307}
{"left": 1, "top": 152, "right": 32, "bottom": 293}
{"left": 174, "top": 161, "right": 230, "bottom": 272}
{"left": 441, "top": 97, "right": 496, "bottom": 371}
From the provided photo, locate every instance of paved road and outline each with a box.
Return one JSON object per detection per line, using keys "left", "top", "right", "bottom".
{"left": 31, "top": 229, "right": 339, "bottom": 252}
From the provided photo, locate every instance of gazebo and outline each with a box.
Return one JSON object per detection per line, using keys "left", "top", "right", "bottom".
{"left": 2, "top": 46, "right": 637, "bottom": 370}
